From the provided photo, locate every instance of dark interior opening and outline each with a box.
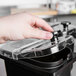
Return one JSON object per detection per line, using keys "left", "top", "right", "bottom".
{"left": 32, "top": 47, "right": 71, "bottom": 62}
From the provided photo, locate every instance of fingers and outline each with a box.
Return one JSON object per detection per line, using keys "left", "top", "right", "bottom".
{"left": 34, "top": 16, "right": 54, "bottom": 32}
{"left": 29, "top": 28, "right": 53, "bottom": 39}
{"left": 0, "top": 39, "right": 6, "bottom": 44}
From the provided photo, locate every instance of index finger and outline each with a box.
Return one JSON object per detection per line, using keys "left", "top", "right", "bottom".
{"left": 34, "top": 16, "right": 54, "bottom": 32}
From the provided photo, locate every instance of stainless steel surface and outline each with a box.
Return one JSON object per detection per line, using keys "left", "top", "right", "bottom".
{"left": 0, "top": 6, "right": 16, "bottom": 16}
{"left": 0, "top": 6, "right": 11, "bottom": 16}
{"left": 0, "top": 59, "right": 7, "bottom": 76}
{"left": 71, "top": 39, "right": 76, "bottom": 76}
{"left": 38, "top": 15, "right": 54, "bottom": 19}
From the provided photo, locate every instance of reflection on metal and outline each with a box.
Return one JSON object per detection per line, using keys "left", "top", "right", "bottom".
{"left": 0, "top": 59, "right": 7, "bottom": 76}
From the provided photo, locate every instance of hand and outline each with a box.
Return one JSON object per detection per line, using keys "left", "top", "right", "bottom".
{"left": 0, "top": 12, "right": 54, "bottom": 43}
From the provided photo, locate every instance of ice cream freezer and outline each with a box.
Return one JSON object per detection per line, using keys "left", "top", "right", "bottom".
{"left": 0, "top": 21, "right": 76, "bottom": 76}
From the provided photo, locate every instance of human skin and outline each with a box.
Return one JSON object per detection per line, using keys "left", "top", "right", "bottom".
{"left": 0, "top": 12, "right": 54, "bottom": 44}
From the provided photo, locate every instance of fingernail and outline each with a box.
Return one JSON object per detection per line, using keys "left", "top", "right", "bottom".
{"left": 45, "top": 32, "right": 53, "bottom": 39}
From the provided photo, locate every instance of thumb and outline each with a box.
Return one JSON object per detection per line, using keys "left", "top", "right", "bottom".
{"left": 30, "top": 28, "right": 53, "bottom": 39}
